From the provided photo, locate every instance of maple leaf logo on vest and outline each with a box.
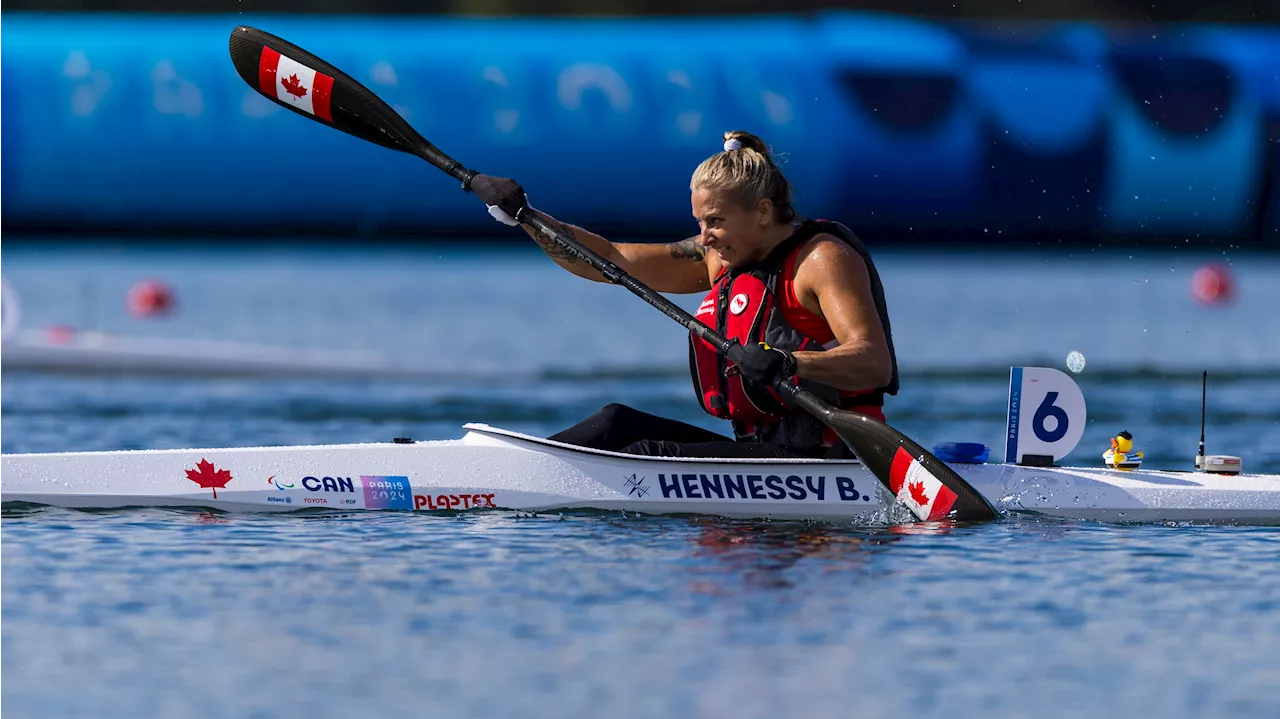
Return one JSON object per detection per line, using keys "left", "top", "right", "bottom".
{"left": 185, "top": 459, "right": 233, "bottom": 499}
{"left": 281, "top": 74, "right": 307, "bottom": 98}
{"left": 729, "top": 293, "right": 749, "bottom": 315}
{"left": 257, "top": 46, "right": 334, "bottom": 122}
{"left": 889, "top": 447, "right": 958, "bottom": 521}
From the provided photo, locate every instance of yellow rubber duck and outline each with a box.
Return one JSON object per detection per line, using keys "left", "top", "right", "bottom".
{"left": 1103, "top": 430, "right": 1143, "bottom": 471}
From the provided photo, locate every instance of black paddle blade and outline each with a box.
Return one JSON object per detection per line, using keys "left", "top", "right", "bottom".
{"left": 229, "top": 26, "right": 423, "bottom": 156}
{"left": 230, "top": 25, "right": 474, "bottom": 187}
{"left": 821, "top": 407, "right": 998, "bottom": 522}
{"left": 780, "top": 379, "right": 997, "bottom": 523}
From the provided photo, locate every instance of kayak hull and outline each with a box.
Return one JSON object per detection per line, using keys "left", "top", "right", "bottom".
{"left": 4, "top": 424, "right": 1279, "bottom": 524}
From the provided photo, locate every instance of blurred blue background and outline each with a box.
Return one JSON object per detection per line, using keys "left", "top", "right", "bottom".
{"left": 2, "top": 8, "right": 1278, "bottom": 245}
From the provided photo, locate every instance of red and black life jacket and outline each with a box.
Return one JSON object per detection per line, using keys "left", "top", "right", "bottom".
{"left": 688, "top": 220, "right": 899, "bottom": 449}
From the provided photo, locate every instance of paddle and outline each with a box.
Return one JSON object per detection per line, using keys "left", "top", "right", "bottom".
{"left": 228, "top": 26, "right": 998, "bottom": 523}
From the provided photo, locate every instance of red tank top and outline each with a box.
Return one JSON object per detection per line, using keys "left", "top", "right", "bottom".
{"left": 778, "top": 244, "right": 836, "bottom": 345}
{"left": 776, "top": 240, "right": 886, "bottom": 422}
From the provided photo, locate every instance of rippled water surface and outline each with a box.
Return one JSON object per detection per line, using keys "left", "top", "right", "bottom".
{"left": 3, "top": 243, "right": 1279, "bottom": 717}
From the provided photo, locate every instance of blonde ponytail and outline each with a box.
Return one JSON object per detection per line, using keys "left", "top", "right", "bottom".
{"left": 690, "top": 131, "right": 796, "bottom": 224}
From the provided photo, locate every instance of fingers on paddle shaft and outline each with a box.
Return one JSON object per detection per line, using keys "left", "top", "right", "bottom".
{"left": 469, "top": 175, "right": 528, "bottom": 216}
{"left": 228, "top": 26, "right": 424, "bottom": 156}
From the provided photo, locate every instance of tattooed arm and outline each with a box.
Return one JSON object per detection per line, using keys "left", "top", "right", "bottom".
{"left": 517, "top": 210, "right": 594, "bottom": 270}
{"left": 666, "top": 238, "right": 707, "bottom": 262}
{"left": 517, "top": 211, "right": 712, "bottom": 293}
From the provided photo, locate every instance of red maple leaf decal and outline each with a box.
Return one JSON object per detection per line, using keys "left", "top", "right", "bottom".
{"left": 185, "top": 459, "right": 233, "bottom": 498}
{"left": 908, "top": 480, "right": 931, "bottom": 506}
{"left": 280, "top": 74, "right": 308, "bottom": 98}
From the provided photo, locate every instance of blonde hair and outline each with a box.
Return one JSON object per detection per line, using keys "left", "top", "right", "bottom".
{"left": 690, "top": 131, "right": 797, "bottom": 224}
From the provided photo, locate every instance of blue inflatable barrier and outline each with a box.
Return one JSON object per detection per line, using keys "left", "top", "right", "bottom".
{"left": 1, "top": 13, "right": 1277, "bottom": 244}
{"left": 3, "top": 16, "right": 415, "bottom": 228}
{"left": 816, "top": 12, "right": 981, "bottom": 232}
{"left": 1, "top": 61, "right": 19, "bottom": 221}
{"left": 961, "top": 24, "right": 1110, "bottom": 239}
{"left": 1103, "top": 35, "right": 1265, "bottom": 237}
{"left": 1196, "top": 27, "right": 1280, "bottom": 240}
{"left": 0, "top": 15, "right": 851, "bottom": 235}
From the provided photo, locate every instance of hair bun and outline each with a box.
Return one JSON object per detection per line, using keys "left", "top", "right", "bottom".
{"left": 721, "top": 131, "right": 774, "bottom": 161}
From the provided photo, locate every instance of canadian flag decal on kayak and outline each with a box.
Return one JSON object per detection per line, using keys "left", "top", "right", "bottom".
{"left": 258, "top": 46, "right": 334, "bottom": 121}
{"left": 889, "top": 446, "right": 958, "bottom": 521}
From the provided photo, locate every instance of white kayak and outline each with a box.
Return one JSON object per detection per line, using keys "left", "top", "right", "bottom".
{"left": 4, "top": 424, "right": 1279, "bottom": 524}
{"left": 1, "top": 328, "right": 441, "bottom": 380}
{"left": 0, "top": 277, "right": 440, "bottom": 380}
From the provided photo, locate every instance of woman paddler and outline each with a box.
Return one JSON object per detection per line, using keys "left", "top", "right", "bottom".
{"left": 472, "top": 131, "right": 898, "bottom": 459}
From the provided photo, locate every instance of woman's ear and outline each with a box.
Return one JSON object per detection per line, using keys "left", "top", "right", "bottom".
{"left": 756, "top": 198, "right": 774, "bottom": 226}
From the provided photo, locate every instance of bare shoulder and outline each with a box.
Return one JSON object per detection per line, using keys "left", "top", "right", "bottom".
{"left": 794, "top": 233, "right": 869, "bottom": 286}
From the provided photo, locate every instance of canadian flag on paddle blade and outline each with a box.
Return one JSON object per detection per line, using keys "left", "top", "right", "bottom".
{"left": 889, "top": 446, "right": 958, "bottom": 521}
{"left": 258, "top": 47, "right": 334, "bottom": 121}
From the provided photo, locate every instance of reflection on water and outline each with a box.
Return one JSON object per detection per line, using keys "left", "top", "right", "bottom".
{"left": 3, "top": 245, "right": 1280, "bottom": 717}
{"left": 689, "top": 521, "right": 891, "bottom": 590}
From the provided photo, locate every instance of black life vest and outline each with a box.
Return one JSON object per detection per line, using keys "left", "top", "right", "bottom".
{"left": 688, "top": 220, "right": 899, "bottom": 449}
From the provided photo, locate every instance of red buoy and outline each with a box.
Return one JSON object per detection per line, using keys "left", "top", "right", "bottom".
{"left": 46, "top": 324, "right": 74, "bottom": 344}
{"left": 1191, "top": 263, "right": 1234, "bottom": 305}
{"left": 127, "top": 280, "right": 175, "bottom": 317}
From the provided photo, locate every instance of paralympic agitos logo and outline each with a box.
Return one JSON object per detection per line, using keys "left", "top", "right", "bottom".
{"left": 301, "top": 476, "right": 357, "bottom": 493}
{"left": 269, "top": 476, "right": 357, "bottom": 493}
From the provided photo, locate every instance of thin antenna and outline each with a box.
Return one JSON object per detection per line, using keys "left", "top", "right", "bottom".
{"left": 1198, "top": 370, "right": 1207, "bottom": 467}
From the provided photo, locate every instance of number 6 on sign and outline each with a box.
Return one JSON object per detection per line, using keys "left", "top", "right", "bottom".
{"left": 1005, "top": 367, "right": 1086, "bottom": 464}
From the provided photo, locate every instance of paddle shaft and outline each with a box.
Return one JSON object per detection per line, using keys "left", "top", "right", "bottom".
{"left": 518, "top": 212, "right": 816, "bottom": 408}
{"left": 227, "top": 24, "right": 997, "bottom": 521}
{"left": 227, "top": 22, "right": 808, "bottom": 411}
{"left": 387, "top": 132, "right": 731, "bottom": 353}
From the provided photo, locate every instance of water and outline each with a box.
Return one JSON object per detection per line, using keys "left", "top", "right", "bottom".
{"left": 4, "top": 242, "right": 1280, "bottom": 717}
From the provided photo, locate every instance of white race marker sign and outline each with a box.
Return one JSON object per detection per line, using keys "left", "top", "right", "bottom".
{"left": 1006, "top": 366, "right": 1086, "bottom": 464}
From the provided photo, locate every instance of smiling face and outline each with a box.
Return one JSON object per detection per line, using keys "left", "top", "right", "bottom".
{"left": 691, "top": 188, "right": 775, "bottom": 269}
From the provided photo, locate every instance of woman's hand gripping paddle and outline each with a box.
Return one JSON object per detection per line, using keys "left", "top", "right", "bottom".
{"left": 228, "top": 25, "right": 999, "bottom": 523}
